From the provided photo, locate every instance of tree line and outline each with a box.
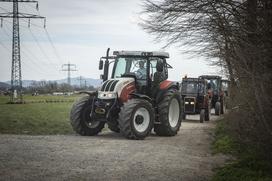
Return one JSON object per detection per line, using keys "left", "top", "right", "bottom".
{"left": 0, "top": 81, "right": 95, "bottom": 95}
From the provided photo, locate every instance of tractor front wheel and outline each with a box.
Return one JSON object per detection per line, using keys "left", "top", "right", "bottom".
{"left": 118, "top": 99, "right": 154, "bottom": 140}
{"left": 200, "top": 109, "right": 205, "bottom": 123}
{"left": 70, "top": 96, "right": 105, "bottom": 136}
{"left": 154, "top": 90, "right": 182, "bottom": 136}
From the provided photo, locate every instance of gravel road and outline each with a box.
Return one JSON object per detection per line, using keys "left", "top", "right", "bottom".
{"left": 0, "top": 114, "right": 228, "bottom": 181}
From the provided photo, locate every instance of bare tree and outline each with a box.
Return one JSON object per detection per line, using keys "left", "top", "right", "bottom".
{"left": 140, "top": 0, "right": 272, "bottom": 156}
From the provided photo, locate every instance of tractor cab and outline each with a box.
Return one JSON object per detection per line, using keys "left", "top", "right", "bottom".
{"left": 99, "top": 50, "right": 171, "bottom": 99}
{"left": 199, "top": 75, "right": 225, "bottom": 115}
{"left": 181, "top": 78, "right": 205, "bottom": 96}
{"left": 181, "top": 77, "right": 210, "bottom": 122}
{"left": 70, "top": 48, "right": 182, "bottom": 140}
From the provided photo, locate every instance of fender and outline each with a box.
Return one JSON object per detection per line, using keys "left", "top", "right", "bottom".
{"left": 129, "top": 93, "right": 152, "bottom": 102}
{"left": 159, "top": 80, "right": 179, "bottom": 90}
{"left": 156, "top": 87, "right": 179, "bottom": 104}
{"left": 119, "top": 82, "right": 136, "bottom": 103}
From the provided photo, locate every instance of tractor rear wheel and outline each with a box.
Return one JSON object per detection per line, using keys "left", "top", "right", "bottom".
{"left": 154, "top": 90, "right": 181, "bottom": 136}
{"left": 70, "top": 96, "right": 105, "bottom": 136}
{"left": 200, "top": 109, "right": 205, "bottom": 123}
{"left": 215, "top": 102, "right": 221, "bottom": 115}
{"left": 205, "top": 105, "right": 211, "bottom": 121}
{"left": 182, "top": 113, "right": 186, "bottom": 120}
{"left": 118, "top": 99, "right": 154, "bottom": 140}
{"left": 220, "top": 99, "right": 226, "bottom": 114}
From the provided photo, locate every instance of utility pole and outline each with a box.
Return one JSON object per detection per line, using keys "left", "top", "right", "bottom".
{"left": 0, "top": 0, "right": 46, "bottom": 103}
{"left": 61, "top": 63, "right": 77, "bottom": 86}
{"left": 78, "top": 76, "right": 83, "bottom": 88}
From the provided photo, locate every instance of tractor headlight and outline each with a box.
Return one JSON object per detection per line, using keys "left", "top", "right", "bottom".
{"left": 98, "top": 91, "right": 117, "bottom": 99}
{"left": 185, "top": 102, "right": 189, "bottom": 104}
{"left": 191, "top": 102, "right": 195, "bottom": 105}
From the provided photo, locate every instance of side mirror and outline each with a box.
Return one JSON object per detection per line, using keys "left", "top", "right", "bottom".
{"left": 99, "top": 60, "right": 103, "bottom": 70}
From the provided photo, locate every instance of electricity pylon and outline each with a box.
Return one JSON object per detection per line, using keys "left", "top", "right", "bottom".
{"left": 0, "top": 0, "right": 46, "bottom": 103}
{"left": 61, "top": 63, "right": 77, "bottom": 86}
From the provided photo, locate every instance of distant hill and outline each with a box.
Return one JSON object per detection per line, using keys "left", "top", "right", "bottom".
{"left": 4, "top": 77, "right": 102, "bottom": 88}
{"left": 54, "top": 77, "right": 102, "bottom": 88}
{"left": 0, "top": 82, "right": 10, "bottom": 90}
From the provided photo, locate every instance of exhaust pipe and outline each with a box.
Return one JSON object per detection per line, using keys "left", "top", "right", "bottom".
{"left": 103, "top": 48, "right": 110, "bottom": 82}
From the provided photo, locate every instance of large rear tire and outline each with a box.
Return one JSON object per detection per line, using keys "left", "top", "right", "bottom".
{"left": 70, "top": 96, "right": 105, "bottom": 136}
{"left": 205, "top": 104, "right": 211, "bottom": 121}
{"left": 200, "top": 109, "right": 205, "bottom": 123}
{"left": 215, "top": 102, "right": 221, "bottom": 116}
{"left": 118, "top": 99, "right": 154, "bottom": 140}
{"left": 182, "top": 112, "right": 186, "bottom": 120}
{"left": 220, "top": 99, "right": 226, "bottom": 114}
{"left": 154, "top": 90, "right": 182, "bottom": 136}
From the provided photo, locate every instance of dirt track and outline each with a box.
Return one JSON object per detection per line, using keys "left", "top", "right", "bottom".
{"left": 0, "top": 115, "right": 227, "bottom": 181}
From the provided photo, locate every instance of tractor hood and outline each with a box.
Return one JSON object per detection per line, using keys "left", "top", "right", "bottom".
{"left": 98, "top": 78, "right": 135, "bottom": 99}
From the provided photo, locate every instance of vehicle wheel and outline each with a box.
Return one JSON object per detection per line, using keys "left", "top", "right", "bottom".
{"left": 70, "top": 96, "right": 105, "bottom": 136}
{"left": 200, "top": 109, "right": 205, "bottom": 123}
{"left": 205, "top": 104, "right": 211, "bottom": 121}
{"left": 182, "top": 113, "right": 186, "bottom": 120}
{"left": 220, "top": 99, "right": 226, "bottom": 114}
{"left": 118, "top": 99, "right": 154, "bottom": 140}
{"left": 154, "top": 90, "right": 182, "bottom": 136}
{"left": 215, "top": 102, "right": 221, "bottom": 115}
{"left": 205, "top": 108, "right": 210, "bottom": 121}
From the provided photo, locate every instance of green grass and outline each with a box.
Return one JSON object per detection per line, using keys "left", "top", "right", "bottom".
{"left": 0, "top": 95, "right": 81, "bottom": 135}
{"left": 212, "top": 120, "right": 272, "bottom": 181}
{"left": 212, "top": 121, "right": 237, "bottom": 154}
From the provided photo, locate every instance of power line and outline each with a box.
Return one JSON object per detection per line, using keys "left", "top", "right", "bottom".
{"left": 0, "top": 40, "right": 10, "bottom": 51}
{"left": 1, "top": 2, "right": 65, "bottom": 80}
{"left": 44, "top": 28, "right": 63, "bottom": 64}
{"left": 0, "top": 0, "right": 45, "bottom": 103}
{"left": 1, "top": 22, "right": 57, "bottom": 76}
{"left": 19, "top": 2, "right": 64, "bottom": 65}
{"left": 2, "top": 19, "right": 62, "bottom": 69}
{"left": 1, "top": 12, "right": 64, "bottom": 65}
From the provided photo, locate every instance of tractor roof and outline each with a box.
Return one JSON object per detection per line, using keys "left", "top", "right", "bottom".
{"left": 199, "top": 75, "right": 222, "bottom": 79}
{"left": 182, "top": 77, "right": 206, "bottom": 84}
{"left": 113, "top": 51, "right": 169, "bottom": 58}
{"left": 182, "top": 77, "right": 199, "bottom": 82}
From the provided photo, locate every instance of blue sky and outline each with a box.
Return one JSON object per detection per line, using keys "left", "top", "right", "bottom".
{"left": 0, "top": 0, "right": 219, "bottom": 82}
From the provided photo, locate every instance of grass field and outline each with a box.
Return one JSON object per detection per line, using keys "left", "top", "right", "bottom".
{"left": 0, "top": 94, "right": 82, "bottom": 135}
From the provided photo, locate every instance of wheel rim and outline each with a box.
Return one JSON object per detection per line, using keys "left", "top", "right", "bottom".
{"left": 133, "top": 107, "right": 150, "bottom": 133}
{"left": 83, "top": 107, "right": 100, "bottom": 128}
{"left": 169, "top": 98, "right": 180, "bottom": 128}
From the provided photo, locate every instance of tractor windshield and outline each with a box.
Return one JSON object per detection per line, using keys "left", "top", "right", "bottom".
{"left": 207, "top": 79, "right": 218, "bottom": 91}
{"left": 113, "top": 57, "right": 147, "bottom": 80}
{"left": 182, "top": 82, "right": 199, "bottom": 94}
